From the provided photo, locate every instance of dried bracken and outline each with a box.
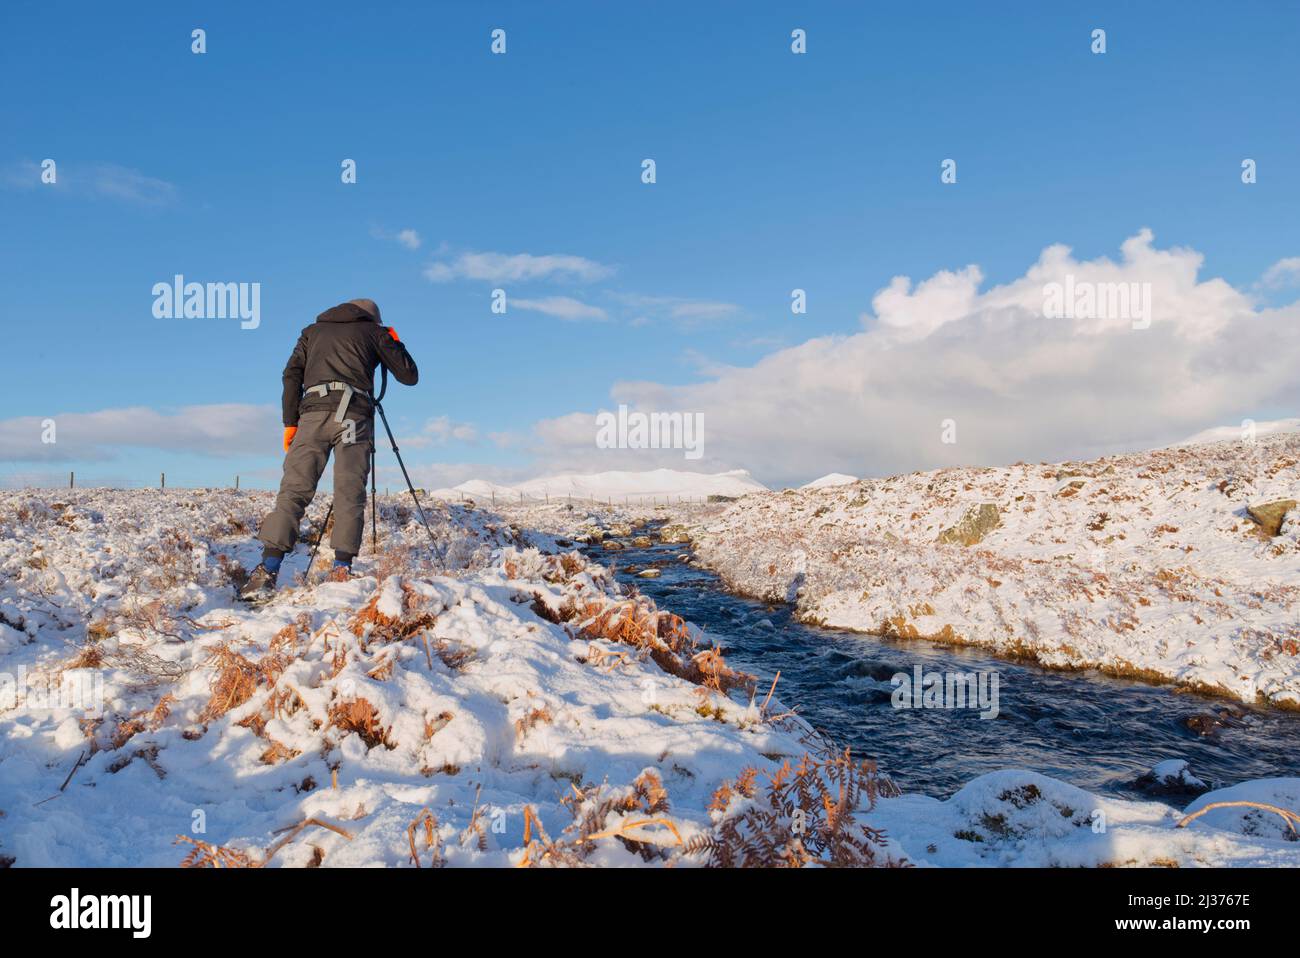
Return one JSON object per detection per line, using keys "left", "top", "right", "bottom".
{"left": 111, "top": 692, "right": 175, "bottom": 749}
{"left": 326, "top": 697, "right": 395, "bottom": 750}
{"left": 685, "top": 747, "right": 902, "bottom": 867}
{"left": 176, "top": 817, "right": 355, "bottom": 868}
{"left": 200, "top": 645, "right": 261, "bottom": 722}
{"left": 513, "top": 703, "right": 554, "bottom": 742}
{"left": 407, "top": 808, "right": 444, "bottom": 867}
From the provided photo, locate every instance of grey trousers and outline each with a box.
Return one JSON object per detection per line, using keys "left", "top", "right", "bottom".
{"left": 258, "top": 408, "right": 374, "bottom": 558}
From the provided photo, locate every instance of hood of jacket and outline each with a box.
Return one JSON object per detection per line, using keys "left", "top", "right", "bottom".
{"left": 316, "top": 302, "right": 376, "bottom": 324}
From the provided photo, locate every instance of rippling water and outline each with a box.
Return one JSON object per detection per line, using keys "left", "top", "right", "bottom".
{"left": 593, "top": 534, "right": 1300, "bottom": 802}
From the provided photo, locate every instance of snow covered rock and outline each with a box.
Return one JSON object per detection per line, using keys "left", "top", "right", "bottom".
{"left": 1179, "top": 779, "right": 1300, "bottom": 842}
{"left": 1133, "top": 759, "right": 1209, "bottom": 798}
{"left": 1248, "top": 499, "right": 1297, "bottom": 537}
{"left": 936, "top": 502, "right": 1001, "bottom": 546}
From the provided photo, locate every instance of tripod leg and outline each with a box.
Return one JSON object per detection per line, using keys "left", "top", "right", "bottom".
{"left": 370, "top": 442, "right": 378, "bottom": 553}
{"left": 374, "top": 400, "right": 438, "bottom": 545}
{"left": 307, "top": 502, "right": 333, "bottom": 578}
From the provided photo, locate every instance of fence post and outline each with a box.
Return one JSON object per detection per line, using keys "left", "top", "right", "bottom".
{"left": 161, "top": 472, "right": 166, "bottom": 490}
{"left": 235, "top": 475, "right": 240, "bottom": 490}
{"left": 69, "top": 471, "right": 74, "bottom": 489}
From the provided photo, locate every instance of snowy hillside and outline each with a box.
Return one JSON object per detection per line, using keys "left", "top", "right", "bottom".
{"left": 2, "top": 487, "right": 1297, "bottom": 867}
{"left": 685, "top": 432, "right": 1300, "bottom": 707}
{"left": 430, "top": 468, "right": 767, "bottom": 503}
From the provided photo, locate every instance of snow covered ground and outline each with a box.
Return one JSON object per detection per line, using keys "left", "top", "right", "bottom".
{"left": 682, "top": 433, "right": 1300, "bottom": 708}
{"left": 1, "top": 487, "right": 1297, "bottom": 867}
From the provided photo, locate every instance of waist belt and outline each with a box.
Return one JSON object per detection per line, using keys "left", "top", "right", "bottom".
{"left": 305, "top": 381, "right": 371, "bottom": 423}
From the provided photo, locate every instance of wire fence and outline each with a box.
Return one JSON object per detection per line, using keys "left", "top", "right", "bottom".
{"left": 13, "top": 471, "right": 734, "bottom": 509}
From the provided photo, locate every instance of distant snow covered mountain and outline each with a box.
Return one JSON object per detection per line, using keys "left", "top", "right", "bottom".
{"left": 428, "top": 468, "right": 767, "bottom": 502}
{"left": 800, "top": 473, "right": 858, "bottom": 489}
{"left": 1178, "top": 417, "right": 1300, "bottom": 446}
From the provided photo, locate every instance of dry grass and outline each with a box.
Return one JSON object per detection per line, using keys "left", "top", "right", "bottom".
{"left": 513, "top": 703, "right": 554, "bottom": 742}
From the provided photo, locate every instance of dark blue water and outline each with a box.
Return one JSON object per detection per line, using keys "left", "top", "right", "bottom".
{"left": 593, "top": 534, "right": 1300, "bottom": 802}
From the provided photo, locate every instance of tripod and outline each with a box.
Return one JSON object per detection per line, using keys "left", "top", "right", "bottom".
{"left": 306, "top": 366, "right": 439, "bottom": 575}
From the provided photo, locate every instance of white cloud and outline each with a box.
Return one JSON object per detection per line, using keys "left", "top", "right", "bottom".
{"left": 609, "top": 292, "right": 740, "bottom": 326}
{"left": 3, "top": 160, "right": 177, "bottom": 205}
{"left": 523, "top": 231, "right": 1300, "bottom": 485}
{"left": 397, "top": 415, "right": 478, "bottom": 448}
{"left": 0, "top": 404, "right": 278, "bottom": 462}
{"left": 371, "top": 226, "right": 423, "bottom": 250}
{"left": 423, "top": 250, "right": 613, "bottom": 284}
{"left": 1261, "top": 256, "right": 1300, "bottom": 289}
{"left": 512, "top": 296, "right": 608, "bottom": 321}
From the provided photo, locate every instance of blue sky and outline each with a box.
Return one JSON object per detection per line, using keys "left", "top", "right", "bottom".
{"left": 3, "top": 1, "right": 1298, "bottom": 489}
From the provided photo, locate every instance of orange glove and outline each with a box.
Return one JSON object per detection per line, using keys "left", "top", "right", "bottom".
{"left": 385, "top": 326, "right": 400, "bottom": 342}
{"left": 283, "top": 426, "right": 297, "bottom": 452}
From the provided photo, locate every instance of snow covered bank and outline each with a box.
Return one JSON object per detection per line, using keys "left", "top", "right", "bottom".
{"left": 1, "top": 488, "right": 1297, "bottom": 867}
{"left": 687, "top": 433, "right": 1300, "bottom": 708}
{"left": 0, "top": 489, "right": 879, "bottom": 867}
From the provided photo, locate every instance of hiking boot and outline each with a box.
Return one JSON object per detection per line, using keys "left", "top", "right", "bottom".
{"left": 239, "top": 563, "right": 279, "bottom": 603}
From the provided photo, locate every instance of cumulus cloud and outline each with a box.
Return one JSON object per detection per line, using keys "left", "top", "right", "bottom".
{"left": 423, "top": 250, "right": 613, "bottom": 284}
{"left": 523, "top": 231, "right": 1300, "bottom": 486}
{"left": 0, "top": 404, "right": 278, "bottom": 462}
{"left": 511, "top": 296, "right": 608, "bottom": 321}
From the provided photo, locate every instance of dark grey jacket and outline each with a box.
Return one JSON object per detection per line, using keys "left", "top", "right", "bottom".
{"left": 281, "top": 303, "right": 419, "bottom": 425}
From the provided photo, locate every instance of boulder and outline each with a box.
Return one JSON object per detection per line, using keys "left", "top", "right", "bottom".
{"left": 1246, "top": 499, "right": 1297, "bottom": 537}
{"left": 658, "top": 524, "right": 692, "bottom": 544}
{"left": 936, "top": 503, "right": 1001, "bottom": 547}
{"left": 631, "top": 535, "right": 653, "bottom": 548}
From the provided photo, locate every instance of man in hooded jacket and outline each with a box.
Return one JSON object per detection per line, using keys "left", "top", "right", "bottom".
{"left": 240, "top": 298, "right": 418, "bottom": 601}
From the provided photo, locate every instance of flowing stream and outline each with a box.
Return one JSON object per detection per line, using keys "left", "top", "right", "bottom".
{"left": 589, "top": 532, "right": 1300, "bottom": 802}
